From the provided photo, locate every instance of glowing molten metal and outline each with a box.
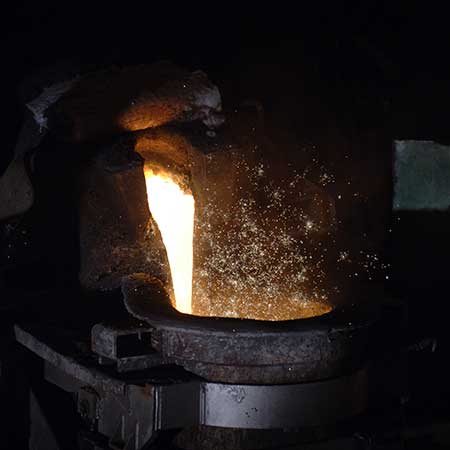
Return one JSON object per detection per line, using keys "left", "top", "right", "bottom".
{"left": 144, "top": 170, "right": 195, "bottom": 314}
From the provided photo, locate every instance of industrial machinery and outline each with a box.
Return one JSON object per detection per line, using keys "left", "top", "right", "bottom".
{"left": 0, "top": 63, "right": 412, "bottom": 449}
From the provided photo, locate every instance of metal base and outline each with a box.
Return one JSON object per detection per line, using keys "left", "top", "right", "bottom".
{"left": 121, "top": 273, "right": 379, "bottom": 383}
{"left": 14, "top": 322, "right": 368, "bottom": 448}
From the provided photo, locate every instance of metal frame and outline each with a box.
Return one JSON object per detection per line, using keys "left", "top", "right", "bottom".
{"left": 14, "top": 322, "right": 368, "bottom": 449}
{"left": 121, "top": 273, "right": 379, "bottom": 383}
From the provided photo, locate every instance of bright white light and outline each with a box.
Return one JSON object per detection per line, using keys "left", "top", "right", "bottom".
{"left": 144, "top": 170, "right": 195, "bottom": 314}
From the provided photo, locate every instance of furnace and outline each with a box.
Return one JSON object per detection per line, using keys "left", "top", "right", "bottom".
{"left": 0, "top": 62, "right": 405, "bottom": 450}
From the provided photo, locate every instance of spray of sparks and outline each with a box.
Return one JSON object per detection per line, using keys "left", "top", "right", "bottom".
{"left": 143, "top": 145, "right": 389, "bottom": 321}
{"left": 191, "top": 157, "right": 333, "bottom": 321}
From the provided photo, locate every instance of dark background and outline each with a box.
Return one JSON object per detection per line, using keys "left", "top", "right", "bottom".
{"left": 1, "top": 2, "right": 450, "bottom": 447}
{"left": 2, "top": 1, "right": 450, "bottom": 165}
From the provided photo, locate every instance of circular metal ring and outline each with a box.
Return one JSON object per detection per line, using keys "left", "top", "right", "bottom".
{"left": 122, "top": 274, "right": 380, "bottom": 383}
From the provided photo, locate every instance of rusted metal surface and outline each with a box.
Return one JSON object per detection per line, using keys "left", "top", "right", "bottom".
{"left": 78, "top": 143, "right": 171, "bottom": 291}
{"left": 47, "top": 62, "right": 224, "bottom": 143}
{"left": 122, "top": 273, "right": 379, "bottom": 383}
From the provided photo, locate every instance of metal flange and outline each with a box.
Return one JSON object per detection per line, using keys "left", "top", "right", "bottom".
{"left": 122, "top": 273, "right": 379, "bottom": 383}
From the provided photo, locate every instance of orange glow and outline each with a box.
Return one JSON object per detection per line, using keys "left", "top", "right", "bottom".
{"left": 144, "top": 170, "right": 195, "bottom": 314}
{"left": 142, "top": 166, "right": 332, "bottom": 321}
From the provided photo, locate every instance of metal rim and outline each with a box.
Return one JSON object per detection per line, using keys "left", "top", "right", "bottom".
{"left": 122, "top": 273, "right": 380, "bottom": 335}
{"left": 121, "top": 274, "right": 380, "bottom": 383}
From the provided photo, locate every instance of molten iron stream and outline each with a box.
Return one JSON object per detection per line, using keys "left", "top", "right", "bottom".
{"left": 144, "top": 170, "right": 195, "bottom": 314}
